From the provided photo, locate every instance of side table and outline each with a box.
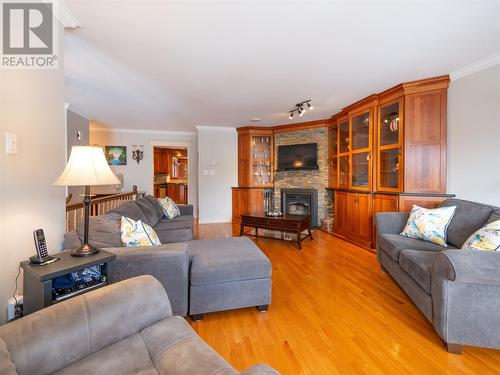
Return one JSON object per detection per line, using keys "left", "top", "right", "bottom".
{"left": 20, "top": 250, "right": 116, "bottom": 315}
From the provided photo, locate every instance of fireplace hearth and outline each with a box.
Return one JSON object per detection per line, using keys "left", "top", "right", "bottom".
{"left": 281, "top": 188, "right": 319, "bottom": 227}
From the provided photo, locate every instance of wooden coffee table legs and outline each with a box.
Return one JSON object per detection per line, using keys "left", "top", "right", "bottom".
{"left": 297, "top": 228, "right": 313, "bottom": 250}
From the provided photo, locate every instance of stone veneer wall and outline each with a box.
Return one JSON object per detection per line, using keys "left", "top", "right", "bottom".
{"left": 273, "top": 127, "right": 333, "bottom": 223}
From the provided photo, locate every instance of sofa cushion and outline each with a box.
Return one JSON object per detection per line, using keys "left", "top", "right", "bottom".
{"left": 156, "top": 228, "right": 194, "bottom": 244}
{"left": 398, "top": 250, "right": 439, "bottom": 294}
{"left": 379, "top": 234, "right": 453, "bottom": 262}
{"left": 0, "top": 338, "right": 17, "bottom": 375}
{"left": 155, "top": 216, "right": 194, "bottom": 231}
{"left": 141, "top": 316, "right": 237, "bottom": 375}
{"left": 144, "top": 195, "right": 165, "bottom": 220}
{"left": 439, "top": 199, "right": 494, "bottom": 248}
{"left": 488, "top": 209, "right": 500, "bottom": 224}
{"left": 54, "top": 333, "right": 159, "bottom": 375}
{"left": 78, "top": 215, "right": 122, "bottom": 248}
{"left": 187, "top": 237, "right": 271, "bottom": 286}
{"left": 108, "top": 201, "right": 147, "bottom": 223}
{"left": 135, "top": 198, "right": 162, "bottom": 227}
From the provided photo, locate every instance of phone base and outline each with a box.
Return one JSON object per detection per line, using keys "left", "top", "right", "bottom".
{"left": 29, "top": 256, "right": 60, "bottom": 266}
{"left": 71, "top": 243, "right": 100, "bottom": 257}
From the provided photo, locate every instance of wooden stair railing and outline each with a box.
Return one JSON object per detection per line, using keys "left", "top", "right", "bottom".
{"left": 65, "top": 185, "right": 138, "bottom": 233}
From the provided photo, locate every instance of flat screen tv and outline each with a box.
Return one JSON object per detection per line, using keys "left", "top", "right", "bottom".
{"left": 277, "top": 143, "right": 318, "bottom": 170}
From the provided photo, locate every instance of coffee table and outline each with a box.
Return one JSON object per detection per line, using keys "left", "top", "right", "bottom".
{"left": 239, "top": 212, "right": 312, "bottom": 250}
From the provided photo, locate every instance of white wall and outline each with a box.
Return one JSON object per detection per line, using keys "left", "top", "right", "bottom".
{"left": 0, "top": 28, "right": 66, "bottom": 323}
{"left": 90, "top": 127, "right": 199, "bottom": 216}
{"left": 448, "top": 63, "right": 500, "bottom": 206}
{"left": 197, "top": 127, "right": 238, "bottom": 223}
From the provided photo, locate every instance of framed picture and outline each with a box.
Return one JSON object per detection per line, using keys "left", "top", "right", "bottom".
{"left": 105, "top": 146, "right": 127, "bottom": 165}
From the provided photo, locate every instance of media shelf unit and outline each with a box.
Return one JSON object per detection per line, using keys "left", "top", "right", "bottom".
{"left": 20, "top": 250, "right": 115, "bottom": 315}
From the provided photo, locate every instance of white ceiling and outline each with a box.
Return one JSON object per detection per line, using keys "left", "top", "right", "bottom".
{"left": 64, "top": 0, "right": 500, "bottom": 131}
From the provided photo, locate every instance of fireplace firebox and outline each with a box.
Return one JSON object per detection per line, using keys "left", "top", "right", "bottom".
{"left": 281, "top": 188, "right": 319, "bottom": 227}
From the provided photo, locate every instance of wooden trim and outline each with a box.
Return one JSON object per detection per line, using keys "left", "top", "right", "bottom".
{"left": 237, "top": 126, "right": 273, "bottom": 133}
{"left": 272, "top": 119, "right": 329, "bottom": 133}
{"left": 342, "top": 94, "right": 379, "bottom": 114}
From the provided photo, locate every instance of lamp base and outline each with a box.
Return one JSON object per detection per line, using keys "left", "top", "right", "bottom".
{"left": 71, "top": 243, "right": 100, "bottom": 257}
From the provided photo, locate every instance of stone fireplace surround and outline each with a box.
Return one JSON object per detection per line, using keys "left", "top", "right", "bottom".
{"left": 273, "top": 127, "right": 333, "bottom": 225}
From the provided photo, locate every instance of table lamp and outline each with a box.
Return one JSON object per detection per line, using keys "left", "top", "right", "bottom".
{"left": 54, "top": 146, "right": 120, "bottom": 257}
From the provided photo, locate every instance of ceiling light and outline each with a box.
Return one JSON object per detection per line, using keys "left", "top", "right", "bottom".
{"left": 287, "top": 99, "right": 313, "bottom": 120}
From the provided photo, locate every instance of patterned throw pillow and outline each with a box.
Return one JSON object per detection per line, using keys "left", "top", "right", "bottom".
{"left": 120, "top": 216, "right": 161, "bottom": 247}
{"left": 461, "top": 220, "right": 500, "bottom": 251}
{"left": 401, "top": 205, "right": 456, "bottom": 247}
{"left": 158, "top": 197, "right": 180, "bottom": 219}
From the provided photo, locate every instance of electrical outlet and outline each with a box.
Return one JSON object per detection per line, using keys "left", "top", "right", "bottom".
{"left": 7, "top": 296, "right": 23, "bottom": 321}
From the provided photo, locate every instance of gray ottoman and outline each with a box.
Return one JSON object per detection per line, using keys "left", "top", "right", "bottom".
{"left": 186, "top": 237, "right": 272, "bottom": 320}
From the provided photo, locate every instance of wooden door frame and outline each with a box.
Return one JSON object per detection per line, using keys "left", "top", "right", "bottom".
{"left": 151, "top": 140, "right": 192, "bottom": 205}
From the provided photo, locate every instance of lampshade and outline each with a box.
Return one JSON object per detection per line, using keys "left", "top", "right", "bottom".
{"left": 54, "top": 146, "right": 120, "bottom": 186}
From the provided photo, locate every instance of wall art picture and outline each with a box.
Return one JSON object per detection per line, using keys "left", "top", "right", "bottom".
{"left": 105, "top": 146, "right": 127, "bottom": 165}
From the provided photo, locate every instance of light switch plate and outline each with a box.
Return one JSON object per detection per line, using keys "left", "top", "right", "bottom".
{"left": 203, "top": 170, "right": 209, "bottom": 176}
{"left": 5, "top": 133, "right": 18, "bottom": 154}
{"left": 210, "top": 170, "right": 216, "bottom": 175}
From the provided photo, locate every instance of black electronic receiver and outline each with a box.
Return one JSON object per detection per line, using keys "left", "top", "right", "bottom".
{"left": 52, "top": 275, "right": 106, "bottom": 301}
{"left": 31, "top": 229, "right": 59, "bottom": 266}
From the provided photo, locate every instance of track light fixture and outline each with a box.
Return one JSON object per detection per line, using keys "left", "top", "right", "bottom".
{"left": 288, "top": 100, "right": 313, "bottom": 120}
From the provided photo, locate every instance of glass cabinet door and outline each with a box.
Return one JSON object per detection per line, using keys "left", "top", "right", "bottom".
{"left": 330, "top": 126, "right": 338, "bottom": 155}
{"left": 351, "top": 112, "right": 370, "bottom": 150}
{"left": 251, "top": 135, "right": 272, "bottom": 185}
{"left": 379, "top": 102, "right": 400, "bottom": 147}
{"left": 339, "top": 121, "right": 349, "bottom": 153}
{"left": 339, "top": 155, "right": 349, "bottom": 188}
{"left": 351, "top": 152, "right": 370, "bottom": 188}
{"left": 379, "top": 148, "right": 400, "bottom": 189}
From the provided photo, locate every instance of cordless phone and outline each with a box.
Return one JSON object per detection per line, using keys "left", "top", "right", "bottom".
{"left": 30, "top": 229, "right": 59, "bottom": 265}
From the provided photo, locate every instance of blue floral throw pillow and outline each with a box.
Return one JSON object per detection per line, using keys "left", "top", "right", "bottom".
{"left": 401, "top": 205, "right": 456, "bottom": 247}
{"left": 158, "top": 197, "right": 180, "bottom": 219}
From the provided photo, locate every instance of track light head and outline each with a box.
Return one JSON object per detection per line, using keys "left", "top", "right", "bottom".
{"left": 307, "top": 102, "right": 314, "bottom": 111}
{"left": 289, "top": 112, "right": 294, "bottom": 119}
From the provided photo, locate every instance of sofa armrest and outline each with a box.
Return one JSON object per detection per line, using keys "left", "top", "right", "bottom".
{"left": 375, "top": 212, "right": 409, "bottom": 236}
{"left": 240, "top": 364, "right": 281, "bottom": 375}
{"left": 431, "top": 250, "right": 500, "bottom": 349}
{"left": 104, "top": 243, "right": 189, "bottom": 316}
{"left": 178, "top": 204, "right": 193, "bottom": 216}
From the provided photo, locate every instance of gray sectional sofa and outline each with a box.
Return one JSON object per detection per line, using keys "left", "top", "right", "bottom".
{"left": 376, "top": 198, "right": 500, "bottom": 353}
{"left": 64, "top": 196, "right": 272, "bottom": 320}
{"left": 0, "top": 276, "right": 280, "bottom": 375}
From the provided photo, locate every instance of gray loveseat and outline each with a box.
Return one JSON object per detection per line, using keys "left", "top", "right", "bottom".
{"left": 64, "top": 196, "right": 272, "bottom": 320}
{"left": 376, "top": 198, "right": 500, "bottom": 353}
{"left": 0, "top": 276, "right": 279, "bottom": 375}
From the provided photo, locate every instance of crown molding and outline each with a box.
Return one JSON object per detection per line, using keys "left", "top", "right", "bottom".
{"left": 450, "top": 53, "right": 500, "bottom": 81}
{"left": 44, "top": 0, "right": 81, "bottom": 28}
{"left": 90, "top": 127, "right": 196, "bottom": 137}
{"left": 195, "top": 125, "right": 237, "bottom": 132}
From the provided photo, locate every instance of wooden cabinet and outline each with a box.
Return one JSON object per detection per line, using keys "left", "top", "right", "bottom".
{"left": 232, "top": 188, "right": 265, "bottom": 224}
{"left": 233, "top": 127, "right": 273, "bottom": 224}
{"left": 334, "top": 192, "right": 372, "bottom": 247}
{"left": 329, "top": 76, "right": 453, "bottom": 250}
{"left": 237, "top": 127, "right": 273, "bottom": 187}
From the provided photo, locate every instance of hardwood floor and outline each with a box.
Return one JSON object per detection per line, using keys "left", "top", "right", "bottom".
{"left": 190, "top": 223, "right": 500, "bottom": 374}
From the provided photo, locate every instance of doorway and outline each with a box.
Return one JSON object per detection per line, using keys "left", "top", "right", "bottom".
{"left": 153, "top": 146, "right": 188, "bottom": 204}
